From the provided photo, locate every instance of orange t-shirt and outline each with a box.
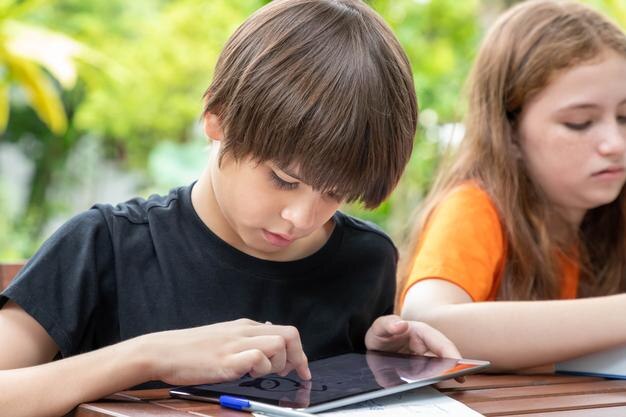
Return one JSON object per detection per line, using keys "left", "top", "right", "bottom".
{"left": 401, "top": 183, "right": 579, "bottom": 303}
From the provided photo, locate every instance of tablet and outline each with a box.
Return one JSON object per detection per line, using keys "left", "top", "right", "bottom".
{"left": 169, "top": 350, "right": 489, "bottom": 413}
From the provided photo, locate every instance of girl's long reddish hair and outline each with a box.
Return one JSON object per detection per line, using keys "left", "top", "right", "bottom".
{"left": 399, "top": 0, "right": 626, "bottom": 303}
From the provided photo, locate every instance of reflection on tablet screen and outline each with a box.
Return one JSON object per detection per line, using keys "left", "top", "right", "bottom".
{"left": 187, "top": 351, "right": 461, "bottom": 408}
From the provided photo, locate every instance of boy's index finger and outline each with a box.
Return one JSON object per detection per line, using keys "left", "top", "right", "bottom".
{"left": 295, "top": 361, "right": 312, "bottom": 380}
{"left": 247, "top": 322, "right": 310, "bottom": 379}
{"left": 280, "top": 326, "right": 311, "bottom": 380}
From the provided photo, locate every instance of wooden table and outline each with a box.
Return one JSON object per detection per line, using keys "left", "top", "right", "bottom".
{"left": 74, "top": 374, "right": 626, "bottom": 416}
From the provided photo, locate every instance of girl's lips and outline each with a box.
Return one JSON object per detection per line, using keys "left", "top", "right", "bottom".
{"left": 591, "top": 166, "right": 625, "bottom": 179}
{"left": 262, "top": 230, "right": 294, "bottom": 247}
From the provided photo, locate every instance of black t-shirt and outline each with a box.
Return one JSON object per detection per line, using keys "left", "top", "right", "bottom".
{"left": 0, "top": 184, "right": 397, "bottom": 361}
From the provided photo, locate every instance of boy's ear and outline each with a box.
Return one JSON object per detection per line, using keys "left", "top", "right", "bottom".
{"left": 203, "top": 112, "right": 225, "bottom": 141}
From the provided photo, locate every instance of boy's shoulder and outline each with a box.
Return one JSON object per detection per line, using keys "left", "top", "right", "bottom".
{"left": 94, "top": 185, "right": 190, "bottom": 225}
{"left": 335, "top": 211, "right": 397, "bottom": 257}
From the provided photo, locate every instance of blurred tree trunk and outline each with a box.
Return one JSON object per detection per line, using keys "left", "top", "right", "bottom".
{"left": 21, "top": 86, "right": 83, "bottom": 240}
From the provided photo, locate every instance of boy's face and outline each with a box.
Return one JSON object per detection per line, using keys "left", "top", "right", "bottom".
{"left": 210, "top": 153, "right": 343, "bottom": 260}
{"left": 203, "top": 110, "right": 343, "bottom": 260}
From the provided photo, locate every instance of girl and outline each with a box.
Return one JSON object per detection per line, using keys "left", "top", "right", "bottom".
{"left": 400, "top": 0, "right": 626, "bottom": 371}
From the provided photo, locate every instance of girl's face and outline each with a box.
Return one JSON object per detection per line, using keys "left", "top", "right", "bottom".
{"left": 518, "top": 50, "right": 626, "bottom": 226}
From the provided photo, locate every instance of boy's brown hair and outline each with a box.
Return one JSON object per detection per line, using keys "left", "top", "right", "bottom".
{"left": 203, "top": 0, "right": 417, "bottom": 208}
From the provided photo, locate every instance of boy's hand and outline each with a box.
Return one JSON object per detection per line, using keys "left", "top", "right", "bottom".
{"left": 364, "top": 314, "right": 460, "bottom": 358}
{"left": 142, "top": 318, "right": 311, "bottom": 386}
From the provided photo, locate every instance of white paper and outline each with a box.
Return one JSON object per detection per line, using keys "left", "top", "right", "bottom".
{"left": 251, "top": 387, "right": 483, "bottom": 417}
{"left": 556, "top": 345, "right": 626, "bottom": 379}
{"left": 318, "top": 387, "right": 483, "bottom": 416}
{"left": 251, "top": 387, "right": 481, "bottom": 417}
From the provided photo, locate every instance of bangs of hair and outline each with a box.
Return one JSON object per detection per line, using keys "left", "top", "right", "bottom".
{"left": 204, "top": 0, "right": 417, "bottom": 208}
{"left": 500, "top": 0, "right": 626, "bottom": 117}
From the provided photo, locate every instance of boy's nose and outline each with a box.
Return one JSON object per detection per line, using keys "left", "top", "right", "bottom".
{"left": 281, "top": 200, "right": 317, "bottom": 231}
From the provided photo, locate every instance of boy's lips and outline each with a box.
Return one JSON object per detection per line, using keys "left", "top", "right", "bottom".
{"left": 262, "top": 230, "right": 295, "bottom": 247}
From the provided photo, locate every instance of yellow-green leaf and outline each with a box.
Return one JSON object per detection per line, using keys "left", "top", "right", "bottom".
{"left": 4, "top": 51, "right": 67, "bottom": 135}
{"left": 0, "top": 80, "right": 8, "bottom": 133}
{"left": 607, "top": 0, "right": 626, "bottom": 29}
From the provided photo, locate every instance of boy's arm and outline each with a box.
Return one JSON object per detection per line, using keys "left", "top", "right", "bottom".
{"left": 0, "top": 302, "right": 310, "bottom": 417}
{"left": 402, "top": 279, "right": 626, "bottom": 371}
{"left": 0, "top": 301, "right": 58, "bottom": 369}
{"left": 0, "top": 300, "right": 152, "bottom": 417}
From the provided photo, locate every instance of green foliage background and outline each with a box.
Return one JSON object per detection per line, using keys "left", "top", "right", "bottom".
{"left": 0, "top": 0, "right": 623, "bottom": 260}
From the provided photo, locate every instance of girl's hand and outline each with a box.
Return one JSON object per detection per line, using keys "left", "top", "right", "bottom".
{"left": 364, "top": 314, "right": 460, "bottom": 358}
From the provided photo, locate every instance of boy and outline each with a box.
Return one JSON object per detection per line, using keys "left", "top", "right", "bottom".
{"left": 0, "top": 0, "right": 459, "bottom": 416}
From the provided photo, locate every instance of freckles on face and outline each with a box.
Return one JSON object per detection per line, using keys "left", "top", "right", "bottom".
{"left": 520, "top": 121, "right": 590, "bottom": 180}
{"left": 517, "top": 51, "right": 626, "bottom": 212}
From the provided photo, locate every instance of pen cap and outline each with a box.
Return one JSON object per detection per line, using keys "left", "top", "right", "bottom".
{"left": 219, "top": 395, "right": 250, "bottom": 410}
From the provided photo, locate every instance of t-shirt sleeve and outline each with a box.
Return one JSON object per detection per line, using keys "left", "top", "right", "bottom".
{"left": 402, "top": 184, "right": 505, "bottom": 302}
{"left": 0, "top": 208, "right": 116, "bottom": 357}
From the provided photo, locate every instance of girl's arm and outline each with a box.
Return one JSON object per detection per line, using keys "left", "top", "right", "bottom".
{"left": 401, "top": 279, "right": 626, "bottom": 371}
{"left": 0, "top": 301, "right": 310, "bottom": 417}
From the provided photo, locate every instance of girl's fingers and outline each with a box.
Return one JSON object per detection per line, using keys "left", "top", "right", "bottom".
{"left": 411, "top": 322, "right": 461, "bottom": 359}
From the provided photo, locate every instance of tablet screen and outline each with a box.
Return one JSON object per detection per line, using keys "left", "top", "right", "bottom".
{"left": 170, "top": 351, "right": 487, "bottom": 409}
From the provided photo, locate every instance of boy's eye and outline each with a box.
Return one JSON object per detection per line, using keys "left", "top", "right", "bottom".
{"left": 270, "top": 171, "right": 298, "bottom": 190}
{"left": 564, "top": 121, "right": 592, "bottom": 131}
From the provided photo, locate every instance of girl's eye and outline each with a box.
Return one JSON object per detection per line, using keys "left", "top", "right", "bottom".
{"left": 270, "top": 171, "right": 298, "bottom": 190}
{"left": 564, "top": 121, "right": 592, "bottom": 131}
{"left": 618, "top": 115, "right": 626, "bottom": 125}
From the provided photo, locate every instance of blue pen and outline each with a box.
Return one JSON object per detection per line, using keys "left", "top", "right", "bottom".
{"left": 219, "top": 395, "right": 317, "bottom": 417}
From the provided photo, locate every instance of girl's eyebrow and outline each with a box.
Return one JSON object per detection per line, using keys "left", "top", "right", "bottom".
{"left": 558, "top": 98, "right": 626, "bottom": 113}
{"left": 559, "top": 103, "right": 599, "bottom": 111}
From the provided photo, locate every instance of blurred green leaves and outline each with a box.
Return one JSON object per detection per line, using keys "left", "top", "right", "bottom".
{"left": 372, "top": 0, "right": 479, "bottom": 121}
{"left": 53, "top": 0, "right": 263, "bottom": 167}
{"left": 582, "top": 0, "right": 626, "bottom": 28}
